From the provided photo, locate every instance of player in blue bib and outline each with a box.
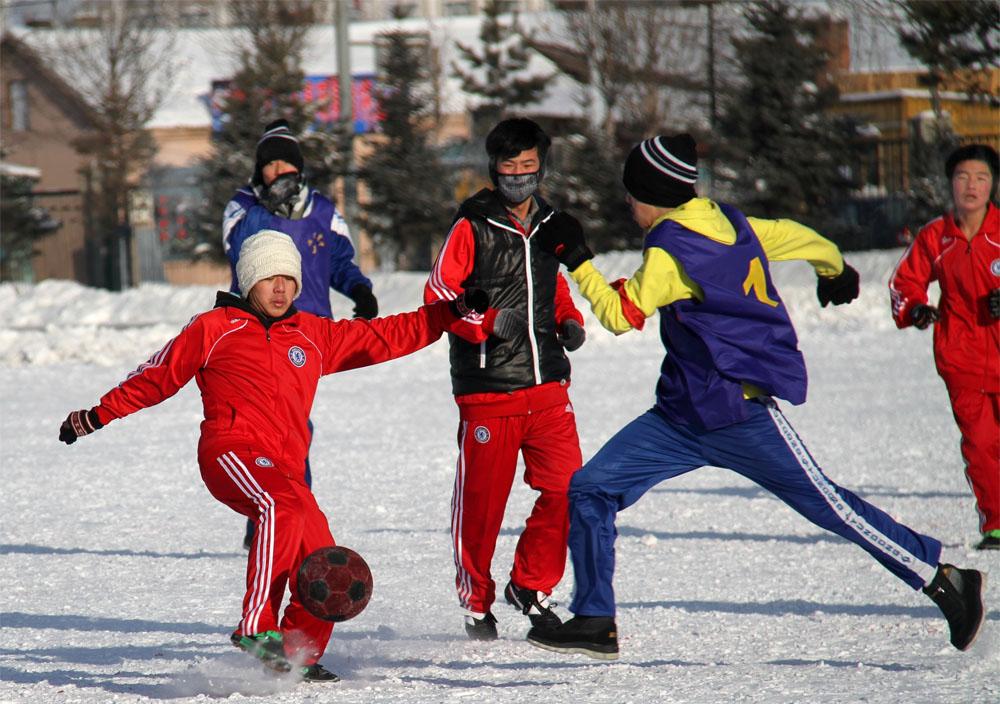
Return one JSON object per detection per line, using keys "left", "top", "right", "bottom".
{"left": 526, "top": 134, "right": 986, "bottom": 660}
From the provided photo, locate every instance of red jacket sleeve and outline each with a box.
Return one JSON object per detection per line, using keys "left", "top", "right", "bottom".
{"left": 889, "top": 224, "right": 939, "bottom": 329}
{"left": 95, "top": 314, "right": 208, "bottom": 424}
{"left": 424, "top": 218, "right": 489, "bottom": 343}
{"left": 554, "top": 272, "right": 584, "bottom": 327}
{"left": 315, "top": 301, "right": 455, "bottom": 374}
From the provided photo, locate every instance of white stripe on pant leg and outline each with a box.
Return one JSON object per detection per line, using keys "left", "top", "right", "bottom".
{"left": 217, "top": 452, "right": 276, "bottom": 635}
{"left": 218, "top": 452, "right": 273, "bottom": 635}
{"left": 452, "top": 421, "right": 473, "bottom": 610}
{"left": 226, "top": 452, "right": 277, "bottom": 635}
{"left": 766, "top": 405, "right": 937, "bottom": 584}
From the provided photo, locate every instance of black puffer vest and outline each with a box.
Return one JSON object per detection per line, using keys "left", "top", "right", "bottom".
{"left": 449, "top": 188, "right": 572, "bottom": 395}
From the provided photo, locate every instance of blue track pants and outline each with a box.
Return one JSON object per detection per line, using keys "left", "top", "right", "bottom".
{"left": 568, "top": 399, "right": 942, "bottom": 616}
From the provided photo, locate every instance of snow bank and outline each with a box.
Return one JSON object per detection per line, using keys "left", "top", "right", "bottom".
{"left": 0, "top": 249, "right": 914, "bottom": 367}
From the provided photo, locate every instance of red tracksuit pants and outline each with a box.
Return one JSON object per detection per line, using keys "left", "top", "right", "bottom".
{"left": 451, "top": 399, "right": 582, "bottom": 614}
{"left": 946, "top": 384, "right": 1000, "bottom": 534}
{"left": 199, "top": 445, "right": 335, "bottom": 665}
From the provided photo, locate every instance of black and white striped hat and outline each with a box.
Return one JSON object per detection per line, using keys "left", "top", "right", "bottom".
{"left": 253, "top": 119, "right": 304, "bottom": 185}
{"left": 622, "top": 134, "right": 698, "bottom": 208}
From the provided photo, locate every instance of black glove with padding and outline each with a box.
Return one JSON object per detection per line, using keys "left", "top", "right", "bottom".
{"left": 987, "top": 288, "right": 1000, "bottom": 320}
{"left": 448, "top": 287, "right": 490, "bottom": 318}
{"left": 350, "top": 284, "right": 378, "bottom": 319}
{"left": 557, "top": 319, "right": 586, "bottom": 352}
{"left": 536, "top": 212, "right": 594, "bottom": 271}
{"left": 911, "top": 304, "right": 940, "bottom": 330}
{"left": 59, "top": 409, "right": 103, "bottom": 445}
{"left": 816, "top": 263, "right": 860, "bottom": 307}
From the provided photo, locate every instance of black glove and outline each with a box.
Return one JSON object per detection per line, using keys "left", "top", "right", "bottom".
{"left": 448, "top": 287, "right": 490, "bottom": 318}
{"left": 350, "top": 284, "right": 378, "bottom": 320}
{"left": 557, "top": 319, "right": 586, "bottom": 352}
{"left": 816, "top": 263, "right": 860, "bottom": 307}
{"left": 911, "top": 304, "right": 940, "bottom": 330}
{"left": 536, "top": 212, "right": 594, "bottom": 271}
{"left": 59, "top": 409, "right": 103, "bottom": 445}
{"left": 487, "top": 308, "right": 528, "bottom": 341}
{"left": 987, "top": 288, "right": 1000, "bottom": 320}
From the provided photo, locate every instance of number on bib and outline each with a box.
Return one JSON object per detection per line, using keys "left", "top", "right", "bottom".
{"left": 742, "top": 257, "right": 779, "bottom": 307}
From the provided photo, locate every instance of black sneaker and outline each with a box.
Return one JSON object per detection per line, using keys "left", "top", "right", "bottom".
{"left": 975, "top": 532, "right": 1000, "bottom": 550}
{"left": 527, "top": 615, "right": 619, "bottom": 660}
{"left": 230, "top": 630, "right": 292, "bottom": 672}
{"left": 300, "top": 663, "right": 340, "bottom": 682}
{"left": 504, "top": 580, "right": 562, "bottom": 628}
{"left": 464, "top": 611, "right": 498, "bottom": 640}
{"left": 922, "top": 563, "right": 986, "bottom": 651}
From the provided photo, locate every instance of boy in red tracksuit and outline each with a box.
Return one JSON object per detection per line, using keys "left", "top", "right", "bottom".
{"left": 424, "top": 118, "right": 586, "bottom": 640}
{"left": 890, "top": 144, "right": 1000, "bottom": 551}
{"left": 59, "top": 229, "right": 488, "bottom": 680}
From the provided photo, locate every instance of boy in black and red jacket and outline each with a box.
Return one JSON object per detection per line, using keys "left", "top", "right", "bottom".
{"left": 424, "top": 118, "right": 586, "bottom": 639}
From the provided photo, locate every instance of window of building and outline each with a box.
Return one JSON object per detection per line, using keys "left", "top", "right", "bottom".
{"left": 10, "top": 80, "right": 29, "bottom": 131}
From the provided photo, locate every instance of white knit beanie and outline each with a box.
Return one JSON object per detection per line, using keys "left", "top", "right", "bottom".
{"left": 236, "top": 229, "right": 302, "bottom": 299}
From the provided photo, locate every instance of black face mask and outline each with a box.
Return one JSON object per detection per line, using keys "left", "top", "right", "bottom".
{"left": 496, "top": 171, "right": 542, "bottom": 205}
{"left": 260, "top": 173, "right": 302, "bottom": 214}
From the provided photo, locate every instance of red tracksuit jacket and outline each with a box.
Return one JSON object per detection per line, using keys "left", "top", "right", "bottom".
{"left": 890, "top": 203, "right": 1000, "bottom": 392}
{"left": 94, "top": 293, "right": 456, "bottom": 472}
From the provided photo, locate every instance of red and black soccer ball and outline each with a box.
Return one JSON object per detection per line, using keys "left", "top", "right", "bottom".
{"left": 296, "top": 546, "right": 373, "bottom": 622}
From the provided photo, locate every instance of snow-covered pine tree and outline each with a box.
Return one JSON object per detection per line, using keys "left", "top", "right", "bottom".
{"left": 895, "top": 0, "right": 997, "bottom": 233}
{"left": 195, "top": 0, "right": 346, "bottom": 260}
{"left": 0, "top": 163, "right": 60, "bottom": 281}
{"left": 360, "top": 23, "right": 452, "bottom": 271}
{"left": 545, "top": 129, "right": 641, "bottom": 252}
{"left": 452, "top": 0, "right": 550, "bottom": 136}
{"left": 717, "top": 1, "right": 858, "bottom": 244}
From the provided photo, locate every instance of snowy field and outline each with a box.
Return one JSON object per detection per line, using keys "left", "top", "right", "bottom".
{"left": 1, "top": 249, "right": 996, "bottom": 703}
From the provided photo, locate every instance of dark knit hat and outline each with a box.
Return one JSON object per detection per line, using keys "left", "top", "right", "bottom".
{"left": 622, "top": 134, "right": 698, "bottom": 207}
{"left": 253, "top": 119, "right": 304, "bottom": 186}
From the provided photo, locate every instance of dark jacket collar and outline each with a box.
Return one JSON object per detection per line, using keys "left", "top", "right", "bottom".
{"left": 214, "top": 290, "right": 298, "bottom": 329}
{"left": 458, "top": 187, "right": 553, "bottom": 230}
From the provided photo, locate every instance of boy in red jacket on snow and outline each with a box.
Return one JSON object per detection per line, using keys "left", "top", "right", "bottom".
{"left": 890, "top": 144, "right": 1000, "bottom": 551}
{"left": 59, "top": 229, "right": 489, "bottom": 681}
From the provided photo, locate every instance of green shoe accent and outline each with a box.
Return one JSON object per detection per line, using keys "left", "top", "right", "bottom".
{"left": 986, "top": 529, "right": 1000, "bottom": 538}
{"left": 230, "top": 630, "right": 291, "bottom": 672}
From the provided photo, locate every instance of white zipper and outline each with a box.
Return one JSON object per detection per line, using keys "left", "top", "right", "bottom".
{"left": 522, "top": 233, "right": 541, "bottom": 385}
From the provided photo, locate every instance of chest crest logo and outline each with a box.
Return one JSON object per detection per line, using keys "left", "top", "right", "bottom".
{"left": 991, "top": 258, "right": 1000, "bottom": 277}
{"left": 473, "top": 426, "right": 491, "bottom": 444}
{"left": 255, "top": 457, "right": 274, "bottom": 468}
{"left": 288, "top": 346, "right": 307, "bottom": 367}
{"left": 306, "top": 232, "right": 325, "bottom": 254}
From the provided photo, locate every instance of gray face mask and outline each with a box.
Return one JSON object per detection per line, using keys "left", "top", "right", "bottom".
{"left": 260, "top": 173, "right": 302, "bottom": 215}
{"left": 497, "top": 171, "right": 542, "bottom": 205}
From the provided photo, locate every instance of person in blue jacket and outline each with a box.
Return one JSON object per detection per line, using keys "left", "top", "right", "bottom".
{"left": 525, "top": 133, "right": 987, "bottom": 660}
{"left": 223, "top": 119, "right": 378, "bottom": 547}
{"left": 223, "top": 119, "right": 377, "bottom": 320}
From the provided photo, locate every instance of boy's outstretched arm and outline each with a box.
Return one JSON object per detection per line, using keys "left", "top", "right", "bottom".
{"left": 536, "top": 212, "right": 697, "bottom": 335}
{"left": 58, "top": 315, "right": 208, "bottom": 444}
{"left": 317, "top": 289, "right": 491, "bottom": 374}
{"left": 748, "top": 217, "right": 859, "bottom": 307}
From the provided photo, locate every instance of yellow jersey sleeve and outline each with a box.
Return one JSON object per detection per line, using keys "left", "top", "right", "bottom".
{"left": 747, "top": 217, "right": 844, "bottom": 277}
{"left": 569, "top": 248, "right": 700, "bottom": 335}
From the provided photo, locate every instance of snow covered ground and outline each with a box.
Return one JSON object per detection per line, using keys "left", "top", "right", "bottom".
{"left": 1, "top": 249, "right": 996, "bottom": 703}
